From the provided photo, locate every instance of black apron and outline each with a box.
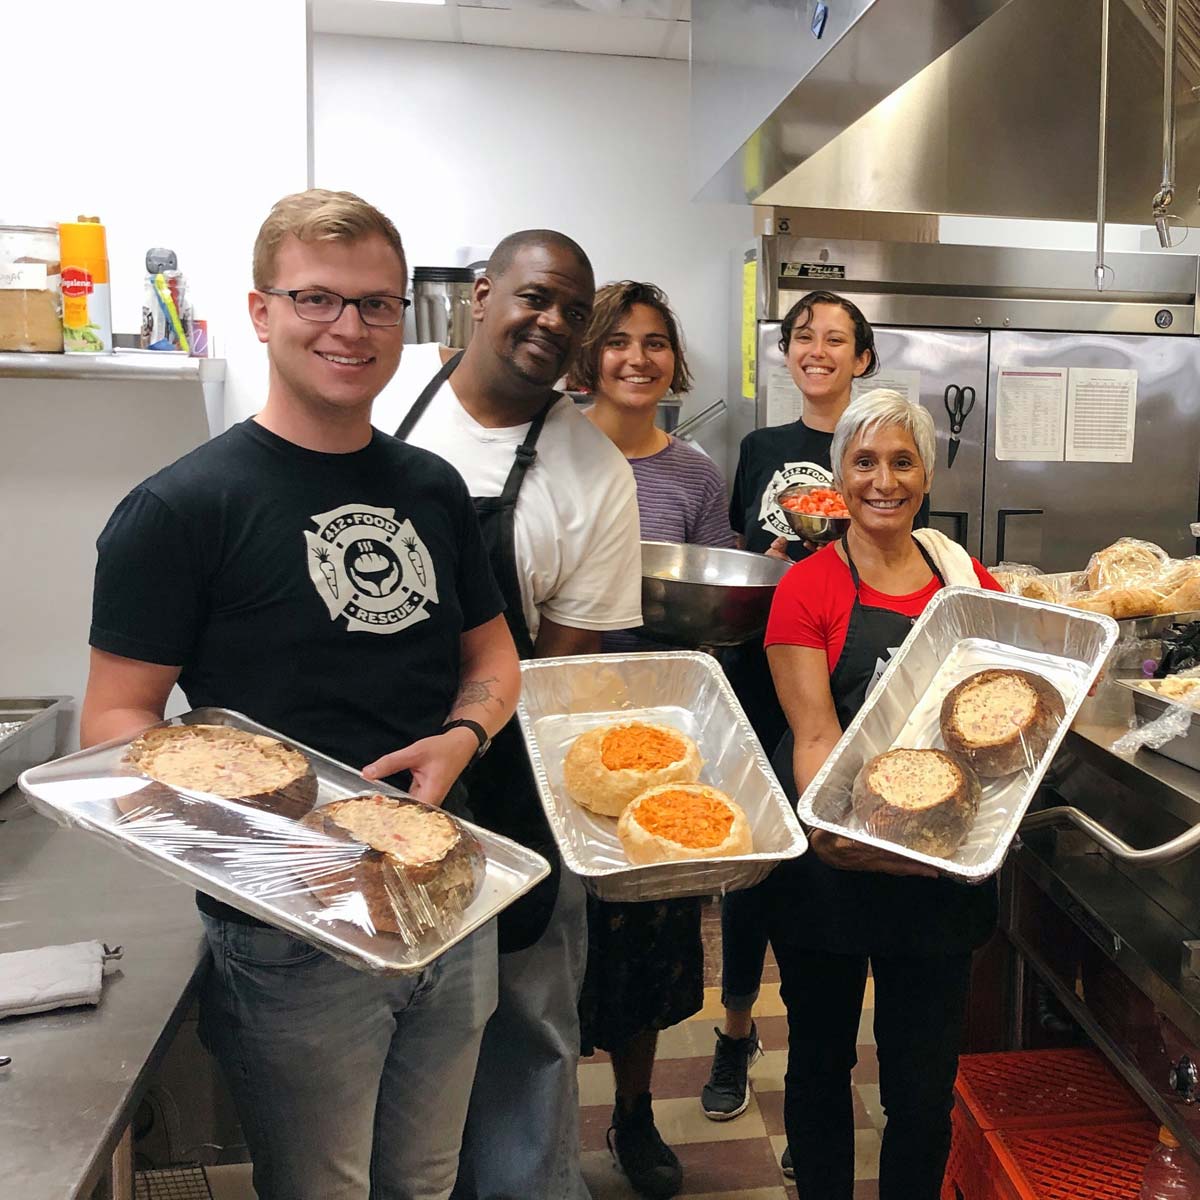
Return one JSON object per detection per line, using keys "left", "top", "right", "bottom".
{"left": 396, "top": 351, "right": 561, "bottom": 953}
{"left": 770, "top": 536, "right": 998, "bottom": 957}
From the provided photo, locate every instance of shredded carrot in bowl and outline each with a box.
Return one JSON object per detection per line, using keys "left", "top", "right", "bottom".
{"left": 634, "top": 789, "right": 734, "bottom": 848}
{"left": 600, "top": 725, "right": 687, "bottom": 771}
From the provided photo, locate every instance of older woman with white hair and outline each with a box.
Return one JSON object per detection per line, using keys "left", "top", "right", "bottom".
{"left": 762, "top": 389, "right": 1003, "bottom": 1200}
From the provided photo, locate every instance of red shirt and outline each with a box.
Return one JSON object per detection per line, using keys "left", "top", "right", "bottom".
{"left": 764, "top": 542, "right": 1003, "bottom": 674}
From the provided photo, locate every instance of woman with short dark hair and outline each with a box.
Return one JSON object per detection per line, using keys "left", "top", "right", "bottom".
{"left": 569, "top": 280, "right": 734, "bottom": 1200}
{"left": 703, "top": 291, "right": 890, "bottom": 1159}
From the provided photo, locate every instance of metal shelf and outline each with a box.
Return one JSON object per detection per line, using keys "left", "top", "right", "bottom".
{"left": 0, "top": 350, "right": 225, "bottom": 384}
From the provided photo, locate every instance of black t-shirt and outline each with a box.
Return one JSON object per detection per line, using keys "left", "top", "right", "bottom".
{"left": 91, "top": 420, "right": 504, "bottom": 921}
{"left": 729, "top": 419, "right": 930, "bottom": 561}
{"left": 722, "top": 419, "right": 930, "bottom": 751}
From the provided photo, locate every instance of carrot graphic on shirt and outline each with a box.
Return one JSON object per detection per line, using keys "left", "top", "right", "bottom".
{"left": 403, "top": 536, "right": 427, "bottom": 587}
{"left": 314, "top": 546, "right": 339, "bottom": 599}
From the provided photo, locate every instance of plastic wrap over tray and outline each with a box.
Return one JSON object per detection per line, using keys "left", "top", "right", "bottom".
{"left": 798, "top": 587, "right": 1117, "bottom": 880}
{"left": 1115, "top": 676, "right": 1200, "bottom": 768}
{"left": 18, "top": 709, "right": 549, "bottom": 974}
{"left": 517, "top": 652, "right": 806, "bottom": 901}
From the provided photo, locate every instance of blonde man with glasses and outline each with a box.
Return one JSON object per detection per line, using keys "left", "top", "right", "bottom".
{"left": 80, "top": 189, "right": 519, "bottom": 1200}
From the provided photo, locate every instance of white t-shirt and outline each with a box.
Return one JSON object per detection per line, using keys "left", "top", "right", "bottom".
{"left": 373, "top": 341, "right": 642, "bottom": 642}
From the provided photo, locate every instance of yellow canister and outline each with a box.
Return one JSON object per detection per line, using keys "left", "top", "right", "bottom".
{"left": 59, "top": 216, "right": 113, "bottom": 353}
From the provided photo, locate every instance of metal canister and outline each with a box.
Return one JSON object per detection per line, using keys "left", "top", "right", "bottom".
{"left": 412, "top": 266, "right": 475, "bottom": 349}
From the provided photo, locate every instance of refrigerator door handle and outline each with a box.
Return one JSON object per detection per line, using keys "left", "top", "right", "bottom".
{"left": 929, "top": 510, "right": 969, "bottom": 548}
{"left": 996, "top": 507, "right": 1045, "bottom": 564}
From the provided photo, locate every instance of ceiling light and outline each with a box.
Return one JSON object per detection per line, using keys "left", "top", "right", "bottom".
{"left": 376, "top": 1, "right": 447, "bottom": 6}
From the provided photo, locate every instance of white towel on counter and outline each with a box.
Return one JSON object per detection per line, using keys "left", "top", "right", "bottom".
{"left": 0, "top": 940, "right": 108, "bottom": 1019}
{"left": 914, "top": 528, "right": 984, "bottom": 590}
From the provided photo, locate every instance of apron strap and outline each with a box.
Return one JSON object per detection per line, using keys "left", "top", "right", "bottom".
{"left": 498, "top": 395, "right": 558, "bottom": 506}
{"left": 840, "top": 533, "right": 947, "bottom": 593}
{"left": 394, "top": 349, "right": 465, "bottom": 441}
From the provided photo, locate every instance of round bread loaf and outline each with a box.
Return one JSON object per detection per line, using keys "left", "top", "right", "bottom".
{"left": 563, "top": 721, "right": 702, "bottom": 817}
{"left": 123, "top": 724, "right": 317, "bottom": 822}
{"left": 616, "top": 783, "right": 752, "bottom": 865}
{"left": 1086, "top": 539, "right": 1166, "bottom": 591}
{"left": 851, "top": 748, "right": 981, "bottom": 857}
{"left": 939, "top": 668, "right": 1065, "bottom": 777}
{"left": 299, "top": 794, "right": 485, "bottom": 936}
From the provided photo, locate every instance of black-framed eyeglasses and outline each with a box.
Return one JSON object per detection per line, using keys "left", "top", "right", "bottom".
{"left": 262, "top": 287, "right": 411, "bottom": 327}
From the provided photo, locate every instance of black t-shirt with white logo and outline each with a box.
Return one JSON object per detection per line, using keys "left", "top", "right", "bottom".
{"left": 90, "top": 420, "right": 504, "bottom": 921}
{"left": 729, "top": 418, "right": 930, "bottom": 560}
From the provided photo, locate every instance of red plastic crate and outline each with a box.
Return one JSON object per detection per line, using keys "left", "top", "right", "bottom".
{"left": 942, "top": 1049, "right": 1147, "bottom": 1200}
{"left": 984, "top": 1121, "right": 1159, "bottom": 1199}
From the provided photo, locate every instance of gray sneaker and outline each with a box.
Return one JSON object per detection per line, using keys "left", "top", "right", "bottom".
{"left": 700, "top": 1023, "right": 763, "bottom": 1120}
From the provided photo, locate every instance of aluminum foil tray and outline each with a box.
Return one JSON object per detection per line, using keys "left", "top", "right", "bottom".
{"left": 798, "top": 587, "right": 1118, "bottom": 881}
{"left": 1118, "top": 679, "right": 1200, "bottom": 770}
{"left": 0, "top": 697, "right": 69, "bottom": 795}
{"left": 517, "top": 651, "right": 806, "bottom": 901}
{"left": 18, "top": 708, "right": 549, "bottom": 975}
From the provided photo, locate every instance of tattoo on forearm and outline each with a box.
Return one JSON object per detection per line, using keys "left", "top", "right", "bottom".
{"left": 452, "top": 676, "right": 503, "bottom": 712}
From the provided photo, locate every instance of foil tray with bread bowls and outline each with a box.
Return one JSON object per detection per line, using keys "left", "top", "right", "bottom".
{"left": 517, "top": 651, "right": 806, "bottom": 901}
{"left": 18, "top": 710, "right": 548, "bottom": 974}
{"left": 798, "top": 587, "right": 1117, "bottom": 880}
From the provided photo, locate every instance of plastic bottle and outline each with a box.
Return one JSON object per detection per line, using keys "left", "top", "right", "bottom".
{"left": 58, "top": 216, "right": 112, "bottom": 353}
{"left": 1139, "top": 1126, "right": 1200, "bottom": 1198}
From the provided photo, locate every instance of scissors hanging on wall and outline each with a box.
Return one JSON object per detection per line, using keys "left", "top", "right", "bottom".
{"left": 944, "top": 384, "right": 976, "bottom": 469}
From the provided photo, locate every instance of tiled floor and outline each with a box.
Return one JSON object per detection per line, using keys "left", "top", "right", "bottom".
{"left": 579, "top": 902, "right": 883, "bottom": 1200}
{"left": 198, "top": 904, "right": 884, "bottom": 1200}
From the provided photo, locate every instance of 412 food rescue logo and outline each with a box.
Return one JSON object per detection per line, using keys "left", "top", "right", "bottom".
{"left": 759, "top": 460, "right": 833, "bottom": 540}
{"left": 305, "top": 503, "right": 438, "bottom": 635}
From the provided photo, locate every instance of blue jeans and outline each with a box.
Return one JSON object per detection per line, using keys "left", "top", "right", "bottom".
{"left": 198, "top": 914, "right": 498, "bottom": 1200}
{"left": 451, "top": 869, "right": 591, "bottom": 1200}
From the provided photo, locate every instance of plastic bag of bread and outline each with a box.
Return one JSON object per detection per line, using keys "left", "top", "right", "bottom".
{"left": 1155, "top": 557, "right": 1200, "bottom": 614}
{"left": 1085, "top": 537, "right": 1169, "bottom": 591}
{"left": 1067, "top": 584, "right": 1163, "bottom": 620}
{"left": 991, "top": 563, "right": 1061, "bottom": 604}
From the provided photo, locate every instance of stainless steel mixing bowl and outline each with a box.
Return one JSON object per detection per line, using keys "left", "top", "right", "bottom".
{"left": 774, "top": 483, "right": 851, "bottom": 545}
{"left": 640, "top": 541, "right": 791, "bottom": 648}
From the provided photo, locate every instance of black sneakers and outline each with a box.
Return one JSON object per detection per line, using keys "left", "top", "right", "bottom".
{"left": 607, "top": 1092, "right": 683, "bottom": 1199}
{"left": 781, "top": 1145, "right": 794, "bottom": 1178}
{"left": 700, "top": 1023, "right": 763, "bottom": 1120}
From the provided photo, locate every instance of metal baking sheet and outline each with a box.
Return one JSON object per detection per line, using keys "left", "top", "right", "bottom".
{"left": 0, "top": 697, "right": 69, "bottom": 795}
{"left": 1118, "top": 679, "right": 1200, "bottom": 771}
{"left": 517, "top": 651, "right": 806, "bottom": 901}
{"left": 798, "top": 587, "right": 1118, "bottom": 881}
{"left": 18, "top": 708, "right": 549, "bottom": 975}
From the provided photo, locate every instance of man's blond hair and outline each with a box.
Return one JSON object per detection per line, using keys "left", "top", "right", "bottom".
{"left": 252, "top": 189, "right": 406, "bottom": 289}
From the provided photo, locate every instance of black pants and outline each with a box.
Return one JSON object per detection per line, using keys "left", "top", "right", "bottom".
{"left": 719, "top": 882, "right": 772, "bottom": 1010}
{"left": 773, "top": 944, "right": 971, "bottom": 1200}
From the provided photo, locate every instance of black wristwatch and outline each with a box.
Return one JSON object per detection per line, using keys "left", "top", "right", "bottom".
{"left": 441, "top": 718, "right": 492, "bottom": 762}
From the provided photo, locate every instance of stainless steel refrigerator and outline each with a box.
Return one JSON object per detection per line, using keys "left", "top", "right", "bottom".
{"left": 734, "top": 237, "right": 1200, "bottom": 570}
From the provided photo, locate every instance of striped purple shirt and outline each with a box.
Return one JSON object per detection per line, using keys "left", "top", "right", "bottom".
{"left": 604, "top": 437, "right": 736, "bottom": 654}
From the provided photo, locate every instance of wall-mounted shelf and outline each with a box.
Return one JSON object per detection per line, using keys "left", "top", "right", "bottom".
{"left": 0, "top": 350, "right": 225, "bottom": 384}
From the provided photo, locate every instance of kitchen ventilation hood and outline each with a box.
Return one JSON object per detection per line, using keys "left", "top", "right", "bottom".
{"left": 692, "top": 0, "right": 1200, "bottom": 227}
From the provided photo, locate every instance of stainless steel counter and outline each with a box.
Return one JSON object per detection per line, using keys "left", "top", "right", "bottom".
{"left": 0, "top": 786, "right": 208, "bottom": 1200}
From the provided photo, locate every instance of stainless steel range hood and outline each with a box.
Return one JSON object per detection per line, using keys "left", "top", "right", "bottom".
{"left": 692, "top": 0, "right": 1200, "bottom": 227}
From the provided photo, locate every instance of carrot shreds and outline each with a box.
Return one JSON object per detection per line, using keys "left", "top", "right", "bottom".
{"left": 634, "top": 789, "right": 734, "bottom": 848}
{"left": 600, "top": 724, "right": 687, "bottom": 772}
